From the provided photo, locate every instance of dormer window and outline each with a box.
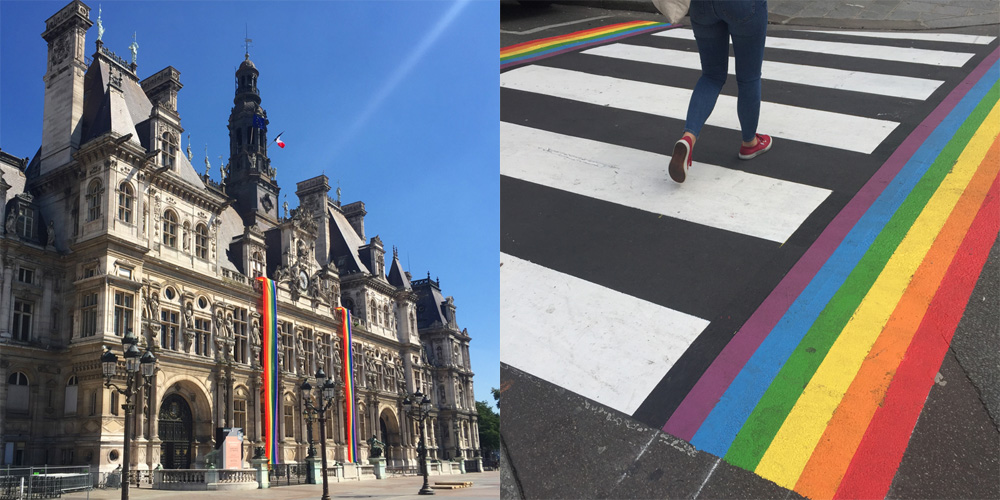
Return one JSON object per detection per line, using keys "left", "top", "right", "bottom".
{"left": 160, "top": 132, "right": 177, "bottom": 169}
{"left": 16, "top": 205, "right": 34, "bottom": 239}
{"left": 251, "top": 251, "right": 264, "bottom": 278}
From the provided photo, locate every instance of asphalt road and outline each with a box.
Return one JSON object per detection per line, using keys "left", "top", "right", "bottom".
{"left": 500, "top": 3, "right": 999, "bottom": 499}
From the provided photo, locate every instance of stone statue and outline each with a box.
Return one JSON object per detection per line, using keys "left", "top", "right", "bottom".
{"left": 250, "top": 320, "right": 261, "bottom": 347}
{"left": 5, "top": 208, "right": 16, "bottom": 235}
{"left": 96, "top": 6, "right": 104, "bottom": 42}
{"left": 183, "top": 302, "right": 194, "bottom": 330}
{"left": 225, "top": 314, "right": 235, "bottom": 338}
{"left": 128, "top": 32, "right": 138, "bottom": 65}
{"left": 46, "top": 221, "right": 55, "bottom": 246}
{"left": 367, "top": 435, "right": 384, "bottom": 458}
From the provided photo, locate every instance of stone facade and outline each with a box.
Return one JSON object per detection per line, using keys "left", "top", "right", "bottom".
{"left": 0, "top": 0, "right": 478, "bottom": 472}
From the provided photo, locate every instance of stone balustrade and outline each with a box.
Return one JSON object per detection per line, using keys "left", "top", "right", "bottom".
{"left": 153, "top": 468, "right": 258, "bottom": 491}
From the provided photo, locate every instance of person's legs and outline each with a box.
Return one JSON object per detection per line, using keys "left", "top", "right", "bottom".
{"left": 683, "top": 3, "right": 730, "bottom": 140}
{"left": 722, "top": 0, "right": 768, "bottom": 144}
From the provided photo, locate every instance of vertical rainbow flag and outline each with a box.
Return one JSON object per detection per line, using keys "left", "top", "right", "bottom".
{"left": 336, "top": 307, "right": 359, "bottom": 463}
{"left": 258, "top": 277, "right": 280, "bottom": 465}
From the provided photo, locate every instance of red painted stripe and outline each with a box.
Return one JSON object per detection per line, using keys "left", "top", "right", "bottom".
{"left": 835, "top": 166, "right": 1000, "bottom": 499}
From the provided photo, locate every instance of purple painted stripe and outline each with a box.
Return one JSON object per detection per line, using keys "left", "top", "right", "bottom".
{"left": 662, "top": 46, "right": 1000, "bottom": 441}
{"left": 500, "top": 25, "right": 678, "bottom": 70}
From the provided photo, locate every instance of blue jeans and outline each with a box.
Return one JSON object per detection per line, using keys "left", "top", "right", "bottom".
{"left": 683, "top": 0, "right": 768, "bottom": 143}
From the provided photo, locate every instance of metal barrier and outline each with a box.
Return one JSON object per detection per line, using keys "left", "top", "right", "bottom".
{"left": 0, "top": 466, "right": 93, "bottom": 499}
{"left": 268, "top": 463, "right": 308, "bottom": 486}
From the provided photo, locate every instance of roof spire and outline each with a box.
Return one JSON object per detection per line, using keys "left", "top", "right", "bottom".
{"left": 204, "top": 145, "right": 211, "bottom": 175}
{"left": 244, "top": 24, "right": 252, "bottom": 60}
{"left": 186, "top": 134, "right": 192, "bottom": 160}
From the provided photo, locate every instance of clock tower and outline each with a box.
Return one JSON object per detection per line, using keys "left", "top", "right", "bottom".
{"left": 225, "top": 52, "right": 280, "bottom": 229}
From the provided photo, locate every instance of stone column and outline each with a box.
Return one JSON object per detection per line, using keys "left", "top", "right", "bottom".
{"left": 0, "top": 258, "right": 13, "bottom": 338}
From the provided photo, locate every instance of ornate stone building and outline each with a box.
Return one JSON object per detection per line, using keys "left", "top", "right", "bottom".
{"left": 0, "top": 0, "right": 479, "bottom": 472}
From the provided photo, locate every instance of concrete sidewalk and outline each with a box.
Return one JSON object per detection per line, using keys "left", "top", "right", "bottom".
{"left": 61, "top": 471, "right": 499, "bottom": 500}
{"left": 553, "top": 0, "right": 1000, "bottom": 30}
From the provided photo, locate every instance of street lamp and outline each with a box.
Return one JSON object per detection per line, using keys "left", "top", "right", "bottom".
{"left": 300, "top": 368, "right": 336, "bottom": 500}
{"left": 101, "top": 329, "right": 157, "bottom": 500}
{"left": 404, "top": 392, "right": 434, "bottom": 496}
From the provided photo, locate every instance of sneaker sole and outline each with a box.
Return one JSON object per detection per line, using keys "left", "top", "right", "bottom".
{"left": 738, "top": 139, "right": 773, "bottom": 160}
{"left": 669, "top": 141, "right": 689, "bottom": 183}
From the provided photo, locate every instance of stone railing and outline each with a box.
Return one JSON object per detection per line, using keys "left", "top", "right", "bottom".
{"left": 153, "top": 469, "right": 258, "bottom": 491}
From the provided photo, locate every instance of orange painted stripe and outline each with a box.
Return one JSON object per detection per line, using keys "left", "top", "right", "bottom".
{"left": 499, "top": 21, "right": 657, "bottom": 58}
{"left": 794, "top": 134, "right": 1000, "bottom": 499}
{"left": 836, "top": 153, "right": 1000, "bottom": 499}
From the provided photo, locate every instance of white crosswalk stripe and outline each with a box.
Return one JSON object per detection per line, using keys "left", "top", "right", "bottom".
{"left": 501, "top": 122, "right": 831, "bottom": 243}
{"left": 501, "top": 64, "right": 900, "bottom": 153}
{"left": 499, "top": 253, "right": 711, "bottom": 415}
{"left": 583, "top": 43, "right": 944, "bottom": 100}
{"left": 802, "top": 30, "right": 996, "bottom": 45}
{"left": 655, "top": 29, "right": 976, "bottom": 67}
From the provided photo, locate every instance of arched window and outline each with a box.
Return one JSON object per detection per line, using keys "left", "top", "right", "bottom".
{"left": 64, "top": 375, "right": 78, "bottom": 415}
{"left": 118, "top": 182, "right": 134, "bottom": 223}
{"left": 160, "top": 132, "right": 177, "bottom": 169}
{"left": 234, "top": 388, "right": 247, "bottom": 432}
{"left": 251, "top": 251, "right": 264, "bottom": 279}
{"left": 87, "top": 179, "right": 102, "bottom": 221}
{"left": 7, "top": 372, "right": 29, "bottom": 413}
{"left": 194, "top": 224, "right": 208, "bottom": 259}
{"left": 162, "top": 210, "right": 178, "bottom": 248}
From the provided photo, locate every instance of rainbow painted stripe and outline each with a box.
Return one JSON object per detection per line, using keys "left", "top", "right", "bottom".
{"left": 662, "top": 48, "right": 1000, "bottom": 499}
{"left": 337, "top": 307, "right": 359, "bottom": 463}
{"left": 500, "top": 21, "right": 676, "bottom": 69}
{"left": 258, "top": 277, "right": 281, "bottom": 465}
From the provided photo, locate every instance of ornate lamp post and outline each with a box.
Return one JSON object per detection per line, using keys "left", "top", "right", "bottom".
{"left": 101, "top": 329, "right": 157, "bottom": 500}
{"left": 404, "top": 392, "right": 434, "bottom": 496}
{"left": 300, "top": 369, "right": 336, "bottom": 500}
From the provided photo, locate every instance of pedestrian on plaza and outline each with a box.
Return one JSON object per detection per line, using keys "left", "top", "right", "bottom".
{"left": 669, "top": 0, "right": 772, "bottom": 183}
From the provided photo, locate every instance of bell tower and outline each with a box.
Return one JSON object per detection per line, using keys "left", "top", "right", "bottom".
{"left": 40, "top": 0, "right": 93, "bottom": 176}
{"left": 225, "top": 52, "right": 280, "bottom": 228}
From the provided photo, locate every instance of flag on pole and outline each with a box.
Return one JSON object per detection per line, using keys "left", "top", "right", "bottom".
{"left": 273, "top": 132, "right": 285, "bottom": 149}
{"left": 336, "top": 307, "right": 359, "bottom": 463}
{"left": 258, "top": 277, "right": 281, "bottom": 465}
{"left": 252, "top": 114, "right": 267, "bottom": 131}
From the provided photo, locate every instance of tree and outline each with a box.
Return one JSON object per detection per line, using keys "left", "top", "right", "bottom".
{"left": 476, "top": 400, "right": 500, "bottom": 464}
{"left": 491, "top": 386, "right": 500, "bottom": 408}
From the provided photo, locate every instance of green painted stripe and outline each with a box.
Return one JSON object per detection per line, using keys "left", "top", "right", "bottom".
{"left": 723, "top": 80, "right": 1000, "bottom": 471}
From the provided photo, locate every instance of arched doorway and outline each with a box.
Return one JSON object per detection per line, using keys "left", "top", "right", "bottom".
{"left": 158, "top": 394, "right": 193, "bottom": 469}
{"left": 378, "top": 408, "right": 402, "bottom": 466}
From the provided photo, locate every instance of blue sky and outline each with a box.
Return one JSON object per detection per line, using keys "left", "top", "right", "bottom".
{"left": 0, "top": 1, "right": 499, "bottom": 408}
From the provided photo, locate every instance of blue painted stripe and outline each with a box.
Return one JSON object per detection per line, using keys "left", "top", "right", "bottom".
{"left": 690, "top": 58, "right": 1000, "bottom": 457}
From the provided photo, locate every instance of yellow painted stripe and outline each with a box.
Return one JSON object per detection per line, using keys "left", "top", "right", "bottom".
{"left": 753, "top": 101, "right": 1000, "bottom": 488}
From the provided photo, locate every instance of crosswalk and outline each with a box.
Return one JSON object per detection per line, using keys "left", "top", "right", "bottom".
{"left": 499, "top": 25, "right": 997, "bottom": 420}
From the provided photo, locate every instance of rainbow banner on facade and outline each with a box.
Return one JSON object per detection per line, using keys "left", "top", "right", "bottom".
{"left": 336, "top": 307, "right": 359, "bottom": 463}
{"left": 500, "top": 20, "right": 676, "bottom": 70}
{"left": 258, "top": 277, "right": 280, "bottom": 465}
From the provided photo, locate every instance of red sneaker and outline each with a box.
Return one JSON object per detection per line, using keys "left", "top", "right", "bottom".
{"left": 739, "top": 134, "right": 772, "bottom": 160}
{"left": 669, "top": 136, "right": 694, "bottom": 183}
